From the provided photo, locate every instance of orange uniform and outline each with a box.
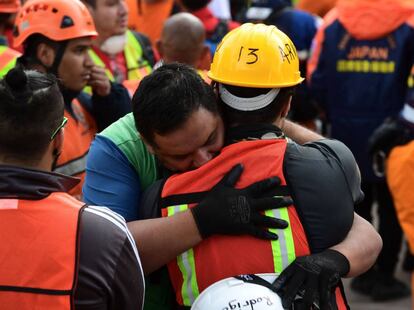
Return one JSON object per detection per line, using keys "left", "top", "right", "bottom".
{"left": 296, "top": 0, "right": 337, "bottom": 17}
{"left": 0, "top": 192, "right": 83, "bottom": 309}
{"left": 127, "top": 0, "right": 174, "bottom": 44}
{"left": 55, "top": 99, "right": 97, "bottom": 199}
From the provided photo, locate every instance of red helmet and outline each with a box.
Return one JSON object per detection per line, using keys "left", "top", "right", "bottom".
{"left": 13, "top": 0, "right": 97, "bottom": 48}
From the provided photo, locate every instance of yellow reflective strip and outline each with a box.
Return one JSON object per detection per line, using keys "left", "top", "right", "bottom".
{"left": 336, "top": 60, "right": 395, "bottom": 74}
{"left": 177, "top": 247, "right": 199, "bottom": 306}
{"left": 165, "top": 203, "right": 200, "bottom": 306}
{"left": 408, "top": 75, "right": 414, "bottom": 88}
{"left": 280, "top": 208, "right": 296, "bottom": 265}
{"left": 266, "top": 207, "right": 296, "bottom": 274}
{"left": 125, "top": 30, "right": 152, "bottom": 80}
{"left": 0, "top": 57, "right": 17, "bottom": 78}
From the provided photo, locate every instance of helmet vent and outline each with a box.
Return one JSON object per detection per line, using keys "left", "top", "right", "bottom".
{"left": 60, "top": 15, "right": 74, "bottom": 29}
{"left": 52, "top": 8, "right": 58, "bottom": 13}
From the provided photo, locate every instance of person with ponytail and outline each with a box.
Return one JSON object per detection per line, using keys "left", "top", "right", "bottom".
{"left": 0, "top": 68, "right": 145, "bottom": 310}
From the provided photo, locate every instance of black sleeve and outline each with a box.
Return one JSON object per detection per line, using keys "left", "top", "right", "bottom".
{"left": 90, "top": 82, "right": 132, "bottom": 132}
{"left": 284, "top": 139, "right": 360, "bottom": 253}
{"left": 74, "top": 207, "right": 144, "bottom": 310}
{"left": 138, "top": 179, "right": 165, "bottom": 220}
{"left": 132, "top": 31, "right": 156, "bottom": 67}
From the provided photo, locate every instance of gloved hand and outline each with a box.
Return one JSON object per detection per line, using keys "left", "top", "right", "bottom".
{"left": 273, "top": 249, "right": 350, "bottom": 310}
{"left": 368, "top": 118, "right": 412, "bottom": 157}
{"left": 191, "top": 164, "right": 292, "bottom": 240}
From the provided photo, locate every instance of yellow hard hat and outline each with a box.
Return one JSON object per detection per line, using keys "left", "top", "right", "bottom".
{"left": 208, "top": 23, "right": 304, "bottom": 88}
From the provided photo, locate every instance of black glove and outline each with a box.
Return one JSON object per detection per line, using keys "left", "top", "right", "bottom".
{"left": 368, "top": 118, "right": 413, "bottom": 157}
{"left": 191, "top": 164, "right": 292, "bottom": 240}
{"left": 273, "top": 249, "right": 350, "bottom": 310}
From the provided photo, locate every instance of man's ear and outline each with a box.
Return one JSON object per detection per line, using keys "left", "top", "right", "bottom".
{"left": 53, "top": 127, "right": 64, "bottom": 155}
{"left": 156, "top": 39, "right": 164, "bottom": 59}
{"left": 200, "top": 45, "right": 210, "bottom": 62}
{"left": 281, "top": 96, "right": 292, "bottom": 118}
{"left": 141, "top": 136, "right": 155, "bottom": 154}
{"left": 36, "top": 43, "right": 56, "bottom": 68}
{"left": 196, "top": 44, "right": 211, "bottom": 70}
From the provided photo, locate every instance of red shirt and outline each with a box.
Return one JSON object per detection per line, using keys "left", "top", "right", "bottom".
{"left": 91, "top": 46, "right": 127, "bottom": 83}
{"left": 192, "top": 6, "right": 240, "bottom": 38}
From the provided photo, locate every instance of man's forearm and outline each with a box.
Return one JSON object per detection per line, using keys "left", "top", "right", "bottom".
{"left": 331, "top": 213, "right": 382, "bottom": 278}
{"left": 282, "top": 119, "right": 324, "bottom": 144}
{"left": 127, "top": 210, "right": 202, "bottom": 275}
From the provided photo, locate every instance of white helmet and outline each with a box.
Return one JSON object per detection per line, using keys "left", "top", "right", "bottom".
{"left": 191, "top": 274, "right": 284, "bottom": 310}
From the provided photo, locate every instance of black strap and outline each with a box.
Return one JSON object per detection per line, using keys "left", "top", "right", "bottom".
{"left": 0, "top": 285, "right": 72, "bottom": 296}
{"left": 161, "top": 185, "right": 290, "bottom": 208}
{"left": 235, "top": 274, "right": 279, "bottom": 293}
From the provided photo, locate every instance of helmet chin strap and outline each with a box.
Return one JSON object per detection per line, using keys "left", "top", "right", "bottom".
{"left": 48, "top": 40, "right": 68, "bottom": 76}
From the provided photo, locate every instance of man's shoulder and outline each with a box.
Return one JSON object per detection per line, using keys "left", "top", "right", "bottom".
{"left": 96, "top": 113, "right": 158, "bottom": 190}
{"left": 388, "top": 139, "right": 414, "bottom": 170}
{"left": 286, "top": 138, "right": 364, "bottom": 204}
{"left": 286, "top": 138, "right": 357, "bottom": 171}
{"left": 76, "top": 206, "right": 144, "bottom": 308}
{"left": 80, "top": 206, "right": 134, "bottom": 247}
{"left": 100, "top": 113, "right": 143, "bottom": 149}
{"left": 78, "top": 205, "right": 143, "bottom": 278}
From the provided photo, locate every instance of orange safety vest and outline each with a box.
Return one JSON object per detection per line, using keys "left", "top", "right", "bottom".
{"left": 387, "top": 141, "right": 414, "bottom": 252}
{"left": 54, "top": 99, "right": 97, "bottom": 199}
{"left": 127, "top": 0, "right": 173, "bottom": 44}
{"left": 0, "top": 45, "right": 20, "bottom": 77}
{"left": 296, "top": 0, "right": 337, "bottom": 17}
{"left": 161, "top": 139, "right": 348, "bottom": 308}
{"left": 0, "top": 192, "right": 84, "bottom": 309}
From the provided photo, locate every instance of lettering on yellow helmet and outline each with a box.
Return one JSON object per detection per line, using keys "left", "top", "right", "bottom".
{"left": 278, "top": 43, "right": 297, "bottom": 64}
{"left": 237, "top": 46, "right": 259, "bottom": 65}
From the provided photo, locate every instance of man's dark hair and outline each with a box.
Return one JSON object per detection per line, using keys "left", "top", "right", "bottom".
{"left": 218, "top": 83, "right": 295, "bottom": 126}
{"left": 0, "top": 68, "right": 64, "bottom": 162}
{"left": 19, "top": 34, "right": 61, "bottom": 68}
{"left": 133, "top": 63, "right": 219, "bottom": 146}
{"left": 81, "top": 0, "right": 96, "bottom": 8}
{"left": 180, "top": 0, "right": 210, "bottom": 11}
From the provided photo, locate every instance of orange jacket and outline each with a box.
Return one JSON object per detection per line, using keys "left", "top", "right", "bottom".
{"left": 387, "top": 140, "right": 414, "bottom": 253}
{"left": 55, "top": 99, "right": 97, "bottom": 199}
{"left": 296, "top": 0, "right": 337, "bottom": 17}
{"left": 0, "top": 192, "right": 84, "bottom": 309}
{"left": 0, "top": 45, "right": 20, "bottom": 77}
{"left": 161, "top": 139, "right": 347, "bottom": 308}
{"left": 127, "top": 0, "right": 173, "bottom": 44}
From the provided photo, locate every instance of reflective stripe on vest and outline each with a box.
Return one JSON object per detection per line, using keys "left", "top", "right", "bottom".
{"left": 161, "top": 139, "right": 309, "bottom": 307}
{"left": 54, "top": 150, "right": 88, "bottom": 176}
{"left": 0, "top": 46, "right": 20, "bottom": 77}
{"left": 265, "top": 208, "right": 296, "bottom": 272}
{"left": 167, "top": 205, "right": 200, "bottom": 305}
{"left": 124, "top": 30, "right": 152, "bottom": 80}
{"left": 0, "top": 192, "right": 83, "bottom": 309}
{"left": 86, "top": 30, "right": 152, "bottom": 95}
{"left": 165, "top": 205, "right": 296, "bottom": 306}
{"left": 55, "top": 98, "right": 97, "bottom": 199}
